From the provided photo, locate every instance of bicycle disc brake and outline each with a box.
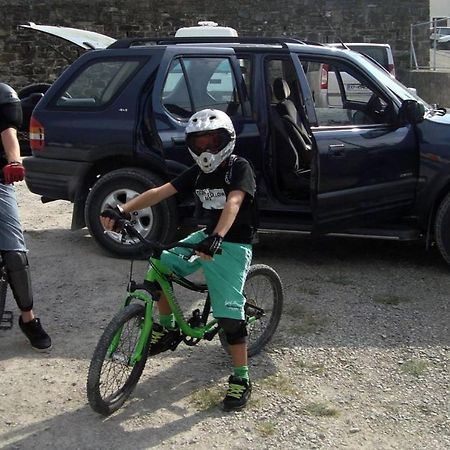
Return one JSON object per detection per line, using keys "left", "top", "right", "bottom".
{"left": 183, "top": 309, "right": 202, "bottom": 346}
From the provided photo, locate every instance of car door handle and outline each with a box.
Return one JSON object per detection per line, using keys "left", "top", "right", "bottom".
{"left": 328, "top": 144, "right": 346, "bottom": 157}
{"left": 171, "top": 137, "right": 185, "bottom": 146}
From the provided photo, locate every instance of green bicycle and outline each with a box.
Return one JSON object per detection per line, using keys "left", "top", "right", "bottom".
{"left": 87, "top": 222, "right": 284, "bottom": 416}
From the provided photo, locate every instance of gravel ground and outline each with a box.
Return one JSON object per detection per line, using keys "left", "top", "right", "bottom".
{"left": 0, "top": 183, "right": 449, "bottom": 450}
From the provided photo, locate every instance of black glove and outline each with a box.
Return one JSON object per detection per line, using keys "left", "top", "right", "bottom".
{"left": 100, "top": 205, "right": 131, "bottom": 232}
{"left": 196, "top": 233, "right": 223, "bottom": 257}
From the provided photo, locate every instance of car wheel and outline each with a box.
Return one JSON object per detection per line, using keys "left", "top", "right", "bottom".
{"left": 434, "top": 192, "right": 450, "bottom": 265}
{"left": 85, "top": 168, "right": 179, "bottom": 258}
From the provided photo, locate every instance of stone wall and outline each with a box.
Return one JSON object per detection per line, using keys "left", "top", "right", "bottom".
{"left": 404, "top": 70, "right": 450, "bottom": 107}
{"left": 0, "top": 0, "right": 429, "bottom": 90}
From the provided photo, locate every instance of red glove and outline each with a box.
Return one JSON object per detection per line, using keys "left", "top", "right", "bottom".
{"left": 2, "top": 162, "right": 25, "bottom": 184}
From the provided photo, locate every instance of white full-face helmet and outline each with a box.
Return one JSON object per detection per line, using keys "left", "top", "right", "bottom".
{"left": 185, "top": 109, "right": 236, "bottom": 173}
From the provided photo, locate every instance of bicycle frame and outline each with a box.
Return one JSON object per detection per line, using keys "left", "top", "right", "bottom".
{"left": 108, "top": 256, "right": 220, "bottom": 365}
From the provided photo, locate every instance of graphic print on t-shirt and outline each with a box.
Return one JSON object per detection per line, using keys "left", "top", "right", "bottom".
{"left": 195, "top": 188, "right": 226, "bottom": 210}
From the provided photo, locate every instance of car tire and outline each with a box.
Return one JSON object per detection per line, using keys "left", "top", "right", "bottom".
{"left": 85, "top": 168, "right": 179, "bottom": 258}
{"left": 434, "top": 192, "right": 450, "bottom": 265}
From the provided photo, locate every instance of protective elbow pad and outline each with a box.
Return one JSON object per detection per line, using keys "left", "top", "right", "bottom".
{"left": 218, "top": 318, "right": 247, "bottom": 345}
{"left": 0, "top": 102, "right": 23, "bottom": 130}
{"left": 2, "top": 251, "right": 33, "bottom": 311}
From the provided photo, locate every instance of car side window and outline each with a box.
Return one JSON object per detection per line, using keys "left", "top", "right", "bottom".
{"left": 302, "top": 58, "right": 394, "bottom": 127}
{"left": 55, "top": 60, "right": 141, "bottom": 108}
{"left": 162, "top": 57, "right": 244, "bottom": 120}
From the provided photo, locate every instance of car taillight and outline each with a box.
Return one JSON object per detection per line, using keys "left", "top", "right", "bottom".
{"left": 388, "top": 63, "right": 395, "bottom": 78}
{"left": 320, "top": 64, "right": 329, "bottom": 89}
{"left": 29, "top": 117, "right": 45, "bottom": 151}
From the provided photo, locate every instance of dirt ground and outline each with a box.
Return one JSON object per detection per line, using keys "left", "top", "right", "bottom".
{"left": 0, "top": 182, "right": 449, "bottom": 450}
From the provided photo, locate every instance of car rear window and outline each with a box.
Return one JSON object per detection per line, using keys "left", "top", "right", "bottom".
{"left": 348, "top": 45, "right": 389, "bottom": 69}
{"left": 54, "top": 59, "right": 142, "bottom": 108}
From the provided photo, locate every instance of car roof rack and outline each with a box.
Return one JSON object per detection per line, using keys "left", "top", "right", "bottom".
{"left": 108, "top": 36, "right": 309, "bottom": 50}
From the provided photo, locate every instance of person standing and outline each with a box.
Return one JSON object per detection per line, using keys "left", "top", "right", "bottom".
{"left": 0, "top": 82, "right": 51, "bottom": 351}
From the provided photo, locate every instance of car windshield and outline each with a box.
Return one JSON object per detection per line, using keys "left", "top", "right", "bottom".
{"left": 351, "top": 52, "right": 431, "bottom": 109}
{"left": 438, "top": 27, "right": 450, "bottom": 35}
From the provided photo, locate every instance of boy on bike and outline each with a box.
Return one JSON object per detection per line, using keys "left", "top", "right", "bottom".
{"left": 0, "top": 82, "right": 51, "bottom": 350}
{"left": 101, "top": 109, "right": 256, "bottom": 411}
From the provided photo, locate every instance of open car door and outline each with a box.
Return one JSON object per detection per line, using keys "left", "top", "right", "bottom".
{"left": 293, "top": 53, "right": 419, "bottom": 233}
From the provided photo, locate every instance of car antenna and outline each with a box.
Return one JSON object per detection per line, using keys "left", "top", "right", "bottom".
{"left": 337, "top": 38, "right": 350, "bottom": 50}
{"left": 314, "top": 4, "right": 348, "bottom": 48}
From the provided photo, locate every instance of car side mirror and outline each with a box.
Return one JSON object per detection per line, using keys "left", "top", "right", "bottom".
{"left": 398, "top": 99, "right": 425, "bottom": 125}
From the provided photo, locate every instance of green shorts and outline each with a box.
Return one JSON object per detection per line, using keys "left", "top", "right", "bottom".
{"left": 154, "top": 229, "right": 252, "bottom": 320}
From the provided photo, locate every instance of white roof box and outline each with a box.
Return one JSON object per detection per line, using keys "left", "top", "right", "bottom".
{"left": 175, "top": 21, "right": 238, "bottom": 37}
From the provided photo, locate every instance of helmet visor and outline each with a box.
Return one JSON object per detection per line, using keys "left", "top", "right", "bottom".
{"left": 186, "top": 129, "right": 231, "bottom": 156}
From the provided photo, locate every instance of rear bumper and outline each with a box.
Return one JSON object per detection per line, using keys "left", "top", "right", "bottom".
{"left": 23, "top": 156, "right": 92, "bottom": 201}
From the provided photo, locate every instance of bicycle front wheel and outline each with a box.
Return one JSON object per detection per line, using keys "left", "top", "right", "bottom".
{"left": 220, "top": 264, "right": 284, "bottom": 357}
{"left": 87, "top": 303, "right": 150, "bottom": 415}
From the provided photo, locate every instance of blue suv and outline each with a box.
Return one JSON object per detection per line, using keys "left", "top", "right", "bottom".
{"left": 23, "top": 36, "right": 450, "bottom": 264}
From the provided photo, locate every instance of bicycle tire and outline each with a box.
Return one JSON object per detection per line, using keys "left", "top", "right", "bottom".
{"left": 87, "top": 303, "right": 150, "bottom": 415}
{"left": 0, "top": 266, "right": 7, "bottom": 325}
{"left": 219, "top": 264, "right": 284, "bottom": 357}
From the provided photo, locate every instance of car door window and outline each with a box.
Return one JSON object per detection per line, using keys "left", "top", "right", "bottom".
{"left": 162, "top": 57, "right": 244, "bottom": 120}
{"left": 302, "top": 58, "right": 394, "bottom": 127}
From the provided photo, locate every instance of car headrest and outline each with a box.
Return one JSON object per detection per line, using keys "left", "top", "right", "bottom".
{"left": 273, "top": 78, "right": 291, "bottom": 101}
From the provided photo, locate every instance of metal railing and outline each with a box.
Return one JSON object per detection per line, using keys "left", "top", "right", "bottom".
{"left": 411, "top": 17, "right": 450, "bottom": 70}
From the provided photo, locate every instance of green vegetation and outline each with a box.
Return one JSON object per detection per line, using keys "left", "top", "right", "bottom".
{"left": 304, "top": 401, "right": 340, "bottom": 417}
{"left": 373, "top": 294, "right": 411, "bottom": 305}
{"left": 256, "top": 421, "right": 277, "bottom": 436}
{"left": 290, "top": 310, "right": 328, "bottom": 335}
{"left": 400, "top": 359, "right": 428, "bottom": 377}
{"left": 190, "top": 386, "right": 223, "bottom": 411}
{"left": 326, "top": 274, "right": 354, "bottom": 286}
{"left": 259, "top": 374, "right": 301, "bottom": 398}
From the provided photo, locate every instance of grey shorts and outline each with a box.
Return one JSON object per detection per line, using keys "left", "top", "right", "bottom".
{"left": 0, "top": 183, "right": 27, "bottom": 252}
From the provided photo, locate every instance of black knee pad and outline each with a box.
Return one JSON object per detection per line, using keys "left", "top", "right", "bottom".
{"left": 218, "top": 318, "right": 247, "bottom": 345}
{"left": 2, "top": 251, "right": 33, "bottom": 311}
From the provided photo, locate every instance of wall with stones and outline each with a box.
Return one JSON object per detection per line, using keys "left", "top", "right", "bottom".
{"left": 0, "top": 0, "right": 429, "bottom": 90}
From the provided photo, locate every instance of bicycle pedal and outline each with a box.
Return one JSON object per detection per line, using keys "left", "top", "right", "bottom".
{"left": 170, "top": 335, "right": 183, "bottom": 351}
{"left": 0, "top": 310, "right": 13, "bottom": 330}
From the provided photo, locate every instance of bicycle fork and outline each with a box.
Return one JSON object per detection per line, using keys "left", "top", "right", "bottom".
{"left": 108, "top": 293, "right": 155, "bottom": 366}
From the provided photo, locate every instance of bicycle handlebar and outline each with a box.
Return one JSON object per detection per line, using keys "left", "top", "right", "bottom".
{"left": 118, "top": 220, "right": 222, "bottom": 255}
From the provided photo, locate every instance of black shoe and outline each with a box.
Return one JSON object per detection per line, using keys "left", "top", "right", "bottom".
{"left": 19, "top": 317, "right": 52, "bottom": 351}
{"left": 222, "top": 375, "right": 252, "bottom": 412}
{"left": 148, "top": 323, "right": 180, "bottom": 356}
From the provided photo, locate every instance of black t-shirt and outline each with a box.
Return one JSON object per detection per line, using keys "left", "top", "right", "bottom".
{"left": 171, "top": 155, "right": 257, "bottom": 244}
{"left": 0, "top": 102, "right": 23, "bottom": 172}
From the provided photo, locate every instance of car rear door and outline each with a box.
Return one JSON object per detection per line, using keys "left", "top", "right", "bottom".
{"left": 151, "top": 46, "right": 260, "bottom": 178}
{"left": 294, "top": 53, "right": 419, "bottom": 231}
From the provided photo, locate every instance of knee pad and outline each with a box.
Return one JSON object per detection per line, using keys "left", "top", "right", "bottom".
{"left": 218, "top": 318, "right": 247, "bottom": 345}
{"left": 2, "top": 251, "right": 33, "bottom": 311}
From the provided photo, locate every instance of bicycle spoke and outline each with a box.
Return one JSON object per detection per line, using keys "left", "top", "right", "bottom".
{"left": 87, "top": 303, "right": 149, "bottom": 415}
{"left": 99, "top": 316, "right": 142, "bottom": 400}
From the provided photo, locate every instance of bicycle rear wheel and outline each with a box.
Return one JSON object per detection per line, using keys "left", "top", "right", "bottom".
{"left": 220, "top": 264, "right": 284, "bottom": 357}
{"left": 87, "top": 303, "right": 150, "bottom": 415}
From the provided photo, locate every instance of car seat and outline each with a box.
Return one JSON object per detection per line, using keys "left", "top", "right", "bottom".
{"left": 270, "top": 78, "right": 312, "bottom": 197}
